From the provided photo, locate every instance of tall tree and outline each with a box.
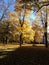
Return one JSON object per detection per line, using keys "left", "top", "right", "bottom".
{"left": 0, "top": 0, "right": 15, "bottom": 21}
{"left": 15, "top": 0, "right": 49, "bottom": 47}
{"left": 8, "top": 12, "right": 35, "bottom": 46}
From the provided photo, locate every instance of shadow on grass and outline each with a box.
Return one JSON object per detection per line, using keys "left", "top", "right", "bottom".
{"left": 0, "top": 46, "right": 49, "bottom": 65}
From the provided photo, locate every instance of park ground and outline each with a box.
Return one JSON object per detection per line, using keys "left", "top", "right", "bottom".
{"left": 0, "top": 43, "right": 49, "bottom": 65}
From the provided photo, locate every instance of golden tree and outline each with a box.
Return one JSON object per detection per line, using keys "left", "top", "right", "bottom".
{"left": 14, "top": 0, "right": 49, "bottom": 47}
{"left": 8, "top": 12, "right": 35, "bottom": 45}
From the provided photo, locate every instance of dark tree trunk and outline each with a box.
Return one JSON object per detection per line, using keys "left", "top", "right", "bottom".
{"left": 6, "top": 36, "right": 8, "bottom": 44}
{"left": 45, "top": 21, "right": 48, "bottom": 48}
{"left": 19, "top": 4, "right": 26, "bottom": 47}
{"left": 44, "top": 32, "right": 48, "bottom": 48}
{"left": 45, "top": 6, "right": 48, "bottom": 48}
{"left": 3, "top": 37, "right": 4, "bottom": 44}
{"left": 20, "top": 33, "right": 23, "bottom": 47}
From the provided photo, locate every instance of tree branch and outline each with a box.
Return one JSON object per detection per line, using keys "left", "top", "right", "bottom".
{"left": 37, "top": 1, "right": 49, "bottom": 12}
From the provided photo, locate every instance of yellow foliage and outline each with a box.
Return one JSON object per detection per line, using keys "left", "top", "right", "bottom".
{"left": 8, "top": 12, "right": 36, "bottom": 42}
{"left": 35, "top": 31, "right": 43, "bottom": 43}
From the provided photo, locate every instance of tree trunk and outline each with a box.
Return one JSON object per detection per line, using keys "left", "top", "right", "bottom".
{"left": 6, "top": 36, "right": 8, "bottom": 44}
{"left": 45, "top": 6, "right": 48, "bottom": 48}
{"left": 3, "top": 37, "right": 4, "bottom": 44}
{"left": 45, "top": 21, "right": 48, "bottom": 48}
{"left": 44, "top": 32, "right": 48, "bottom": 48}
{"left": 20, "top": 33, "right": 23, "bottom": 47}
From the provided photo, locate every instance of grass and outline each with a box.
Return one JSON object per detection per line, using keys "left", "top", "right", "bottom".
{"left": 0, "top": 45, "right": 49, "bottom": 65}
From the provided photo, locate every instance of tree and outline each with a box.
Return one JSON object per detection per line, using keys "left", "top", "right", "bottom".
{"left": 22, "top": 21, "right": 35, "bottom": 43}
{"left": 14, "top": 0, "right": 49, "bottom": 47}
{"left": 14, "top": 1, "right": 30, "bottom": 47}
{"left": 34, "top": 0, "right": 49, "bottom": 47}
{"left": 0, "top": 0, "right": 16, "bottom": 44}
{"left": 8, "top": 11, "right": 35, "bottom": 46}
{"left": 0, "top": 0, "right": 15, "bottom": 21}
{"left": 32, "top": 21, "right": 44, "bottom": 43}
{"left": 0, "top": 20, "right": 18, "bottom": 44}
{"left": 41, "top": 6, "right": 48, "bottom": 47}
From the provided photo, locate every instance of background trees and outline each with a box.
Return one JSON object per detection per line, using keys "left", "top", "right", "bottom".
{"left": 0, "top": 0, "right": 49, "bottom": 48}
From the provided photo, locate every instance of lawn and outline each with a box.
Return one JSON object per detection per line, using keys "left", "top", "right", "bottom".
{"left": 0, "top": 45, "right": 49, "bottom": 65}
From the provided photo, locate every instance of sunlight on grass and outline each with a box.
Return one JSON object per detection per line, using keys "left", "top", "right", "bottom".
{"left": 0, "top": 55, "right": 7, "bottom": 59}
{"left": 0, "top": 44, "right": 20, "bottom": 51}
{"left": 22, "top": 44, "right": 45, "bottom": 47}
{"left": 0, "top": 44, "right": 20, "bottom": 59}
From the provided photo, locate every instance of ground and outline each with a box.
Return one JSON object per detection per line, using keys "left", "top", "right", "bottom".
{"left": 0, "top": 44, "right": 49, "bottom": 65}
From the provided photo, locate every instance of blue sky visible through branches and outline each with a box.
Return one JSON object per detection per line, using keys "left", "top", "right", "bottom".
{"left": 0, "top": 0, "right": 37, "bottom": 24}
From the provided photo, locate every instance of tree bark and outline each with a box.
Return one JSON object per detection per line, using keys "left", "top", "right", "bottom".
{"left": 45, "top": 22, "right": 48, "bottom": 48}
{"left": 20, "top": 33, "right": 23, "bottom": 47}
{"left": 44, "top": 32, "right": 48, "bottom": 48}
{"left": 45, "top": 6, "right": 48, "bottom": 48}
{"left": 3, "top": 37, "right": 4, "bottom": 44}
{"left": 6, "top": 36, "right": 8, "bottom": 44}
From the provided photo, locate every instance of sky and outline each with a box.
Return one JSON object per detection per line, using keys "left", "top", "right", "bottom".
{"left": 0, "top": 0, "right": 36, "bottom": 24}
{"left": 4, "top": 0, "right": 15, "bottom": 11}
{"left": 1, "top": 0, "right": 49, "bottom": 29}
{"left": 0, "top": 0, "right": 49, "bottom": 26}
{"left": 0, "top": 0, "right": 49, "bottom": 34}
{"left": 29, "top": 11, "right": 36, "bottom": 24}
{"left": 0, "top": 0, "right": 15, "bottom": 19}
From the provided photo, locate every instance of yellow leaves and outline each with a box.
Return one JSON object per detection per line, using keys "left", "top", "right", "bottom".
{"left": 24, "top": 10, "right": 32, "bottom": 18}
{"left": 16, "top": 26, "right": 22, "bottom": 33}
{"left": 8, "top": 12, "right": 15, "bottom": 17}
{"left": 22, "top": 21, "right": 31, "bottom": 33}
{"left": 43, "top": 0, "right": 48, "bottom": 2}
{"left": 28, "top": 29, "right": 35, "bottom": 41}
{"left": 39, "top": 27, "right": 45, "bottom": 33}
{"left": 22, "top": 28, "right": 35, "bottom": 42}
{"left": 12, "top": 31, "right": 16, "bottom": 37}
{"left": 35, "top": 31, "right": 43, "bottom": 43}
{"left": 7, "top": 11, "right": 36, "bottom": 42}
{"left": 8, "top": 12, "right": 19, "bottom": 22}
